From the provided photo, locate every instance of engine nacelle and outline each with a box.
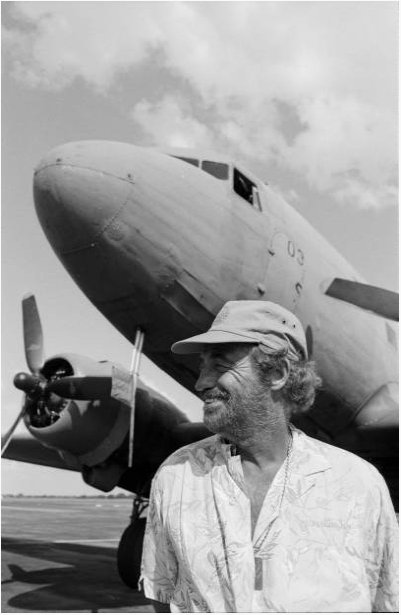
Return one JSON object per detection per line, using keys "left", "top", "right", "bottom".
{"left": 17, "top": 351, "right": 209, "bottom": 494}
{"left": 24, "top": 353, "right": 130, "bottom": 468}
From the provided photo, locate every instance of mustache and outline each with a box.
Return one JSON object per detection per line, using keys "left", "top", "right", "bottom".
{"left": 201, "top": 388, "right": 230, "bottom": 402}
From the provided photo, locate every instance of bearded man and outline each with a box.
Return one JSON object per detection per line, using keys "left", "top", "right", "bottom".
{"left": 140, "top": 300, "right": 398, "bottom": 613}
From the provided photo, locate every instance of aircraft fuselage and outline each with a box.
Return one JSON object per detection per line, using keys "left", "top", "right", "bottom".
{"left": 33, "top": 141, "right": 398, "bottom": 460}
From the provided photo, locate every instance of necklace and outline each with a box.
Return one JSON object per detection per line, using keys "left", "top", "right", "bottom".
{"left": 278, "top": 427, "right": 293, "bottom": 512}
{"left": 254, "top": 427, "right": 293, "bottom": 591}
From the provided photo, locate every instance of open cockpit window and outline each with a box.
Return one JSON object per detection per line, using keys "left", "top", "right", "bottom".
{"left": 172, "top": 156, "right": 199, "bottom": 167}
{"left": 233, "top": 168, "right": 262, "bottom": 211}
{"left": 201, "top": 160, "right": 229, "bottom": 180}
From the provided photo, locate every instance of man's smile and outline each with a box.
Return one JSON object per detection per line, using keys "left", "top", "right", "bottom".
{"left": 202, "top": 391, "right": 230, "bottom": 408}
{"left": 203, "top": 398, "right": 224, "bottom": 409}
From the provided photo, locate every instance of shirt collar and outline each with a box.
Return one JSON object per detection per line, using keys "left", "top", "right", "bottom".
{"left": 218, "top": 425, "right": 332, "bottom": 477}
{"left": 220, "top": 437, "right": 238, "bottom": 458}
{"left": 290, "top": 426, "right": 332, "bottom": 476}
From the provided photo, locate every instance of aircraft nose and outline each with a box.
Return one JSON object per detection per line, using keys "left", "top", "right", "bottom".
{"left": 33, "top": 141, "right": 136, "bottom": 254}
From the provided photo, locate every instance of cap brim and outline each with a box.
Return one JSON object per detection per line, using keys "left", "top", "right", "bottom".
{"left": 171, "top": 330, "right": 258, "bottom": 354}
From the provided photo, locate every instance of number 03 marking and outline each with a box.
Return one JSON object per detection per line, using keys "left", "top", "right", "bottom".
{"left": 287, "top": 240, "right": 305, "bottom": 265}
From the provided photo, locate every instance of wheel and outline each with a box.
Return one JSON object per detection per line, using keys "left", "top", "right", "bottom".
{"left": 117, "top": 517, "right": 147, "bottom": 589}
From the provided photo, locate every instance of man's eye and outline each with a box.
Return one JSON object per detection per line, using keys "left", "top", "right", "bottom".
{"left": 215, "top": 362, "right": 228, "bottom": 370}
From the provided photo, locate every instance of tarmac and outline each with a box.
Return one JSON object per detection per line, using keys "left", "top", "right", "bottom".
{"left": 2, "top": 496, "right": 153, "bottom": 613}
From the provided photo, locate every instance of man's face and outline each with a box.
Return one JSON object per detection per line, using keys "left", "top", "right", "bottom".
{"left": 195, "top": 343, "right": 270, "bottom": 438}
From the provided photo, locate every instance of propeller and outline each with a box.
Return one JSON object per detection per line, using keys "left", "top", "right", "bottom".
{"left": 3, "top": 294, "right": 129, "bottom": 458}
{"left": 14, "top": 373, "right": 46, "bottom": 398}
{"left": 2, "top": 294, "right": 45, "bottom": 456}
{"left": 1, "top": 400, "right": 27, "bottom": 455}
{"left": 46, "top": 376, "right": 112, "bottom": 400}
{"left": 23, "top": 294, "right": 45, "bottom": 373}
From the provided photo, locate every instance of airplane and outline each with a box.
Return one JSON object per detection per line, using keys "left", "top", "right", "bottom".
{"left": 2, "top": 140, "right": 398, "bottom": 589}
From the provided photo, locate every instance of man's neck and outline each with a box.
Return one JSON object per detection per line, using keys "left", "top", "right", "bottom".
{"left": 241, "top": 426, "right": 290, "bottom": 470}
{"left": 222, "top": 414, "right": 291, "bottom": 471}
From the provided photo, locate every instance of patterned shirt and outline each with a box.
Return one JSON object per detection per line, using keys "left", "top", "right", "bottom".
{"left": 140, "top": 427, "right": 398, "bottom": 612}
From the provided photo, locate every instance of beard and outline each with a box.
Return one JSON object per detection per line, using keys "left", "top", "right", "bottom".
{"left": 202, "top": 388, "right": 240, "bottom": 436}
{"left": 203, "top": 386, "right": 273, "bottom": 442}
{"left": 202, "top": 384, "right": 276, "bottom": 441}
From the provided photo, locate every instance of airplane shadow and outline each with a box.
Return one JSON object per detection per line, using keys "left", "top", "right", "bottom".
{"left": 2, "top": 536, "right": 152, "bottom": 612}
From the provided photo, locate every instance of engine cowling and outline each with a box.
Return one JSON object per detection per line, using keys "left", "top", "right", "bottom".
{"left": 17, "top": 351, "right": 211, "bottom": 494}
{"left": 24, "top": 353, "right": 131, "bottom": 468}
{"left": 7, "top": 294, "right": 210, "bottom": 495}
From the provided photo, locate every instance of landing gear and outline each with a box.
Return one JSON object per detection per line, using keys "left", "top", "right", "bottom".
{"left": 117, "top": 494, "right": 148, "bottom": 589}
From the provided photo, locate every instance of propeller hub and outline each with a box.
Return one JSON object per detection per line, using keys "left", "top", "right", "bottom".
{"left": 13, "top": 372, "right": 45, "bottom": 399}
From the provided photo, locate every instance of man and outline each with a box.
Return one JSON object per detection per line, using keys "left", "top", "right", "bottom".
{"left": 141, "top": 300, "right": 398, "bottom": 612}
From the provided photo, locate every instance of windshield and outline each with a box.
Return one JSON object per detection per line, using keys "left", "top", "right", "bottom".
{"left": 201, "top": 160, "right": 229, "bottom": 180}
{"left": 170, "top": 155, "right": 229, "bottom": 180}
{"left": 172, "top": 156, "right": 199, "bottom": 167}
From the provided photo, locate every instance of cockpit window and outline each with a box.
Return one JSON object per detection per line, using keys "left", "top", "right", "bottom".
{"left": 173, "top": 156, "right": 199, "bottom": 167}
{"left": 201, "top": 160, "right": 229, "bottom": 180}
{"left": 233, "top": 168, "right": 262, "bottom": 211}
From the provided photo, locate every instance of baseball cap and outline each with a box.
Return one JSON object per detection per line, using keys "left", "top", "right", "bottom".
{"left": 171, "top": 300, "right": 308, "bottom": 359}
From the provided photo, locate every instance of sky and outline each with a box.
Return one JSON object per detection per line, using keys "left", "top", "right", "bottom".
{"left": 1, "top": 1, "right": 398, "bottom": 495}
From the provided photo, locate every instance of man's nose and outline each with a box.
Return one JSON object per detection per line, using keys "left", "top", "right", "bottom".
{"left": 195, "top": 367, "right": 217, "bottom": 393}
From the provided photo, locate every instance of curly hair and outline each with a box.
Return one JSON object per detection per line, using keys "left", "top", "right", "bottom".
{"left": 249, "top": 343, "right": 322, "bottom": 415}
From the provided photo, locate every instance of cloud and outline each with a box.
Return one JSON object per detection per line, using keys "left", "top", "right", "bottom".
{"left": 3, "top": 2, "right": 164, "bottom": 90}
{"left": 131, "top": 96, "right": 215, "bottom": 149}
{"left": 3, "top": 2, "right": 397, "bottom": 209}
{"left": 332, "top": 180, "right": 397, "bottom": 211}
{"left": 283, "top": 96, "right": 397, "bottom": 206}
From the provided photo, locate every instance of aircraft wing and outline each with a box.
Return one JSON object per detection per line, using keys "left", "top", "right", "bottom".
{"left": 3, "top": 433, "right": 80, "bottom": 472}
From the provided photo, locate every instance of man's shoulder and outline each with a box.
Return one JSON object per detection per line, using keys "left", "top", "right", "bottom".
{"left": 166, "top": 434, "right": 221, "bottom": 461}
{"left": 153, "top": 434, "right": 222, "bottom": 480}
{"left": 298, "top": 428, "right": 385, "bottom": 485}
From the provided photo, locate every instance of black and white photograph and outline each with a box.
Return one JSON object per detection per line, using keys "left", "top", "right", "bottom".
{"left": 2, "top": 2, "right": 398, "bottom": 613}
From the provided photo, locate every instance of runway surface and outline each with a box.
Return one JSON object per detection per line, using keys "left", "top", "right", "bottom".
{"left": 2, "top": 496, "right": 153, "bottom": 613}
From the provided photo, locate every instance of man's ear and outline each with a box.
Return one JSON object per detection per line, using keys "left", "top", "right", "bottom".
{"left": 269, "top": 359, "right": 290, "bottom": 391}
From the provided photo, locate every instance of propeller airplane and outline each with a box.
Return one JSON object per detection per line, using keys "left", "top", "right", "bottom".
{"left": 2, "top": 140, "right": 398, "bottom": 587}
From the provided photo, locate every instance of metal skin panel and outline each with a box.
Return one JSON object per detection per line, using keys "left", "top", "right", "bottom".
{"left": 30, "top": 141, "right": 397, "bottom": 466}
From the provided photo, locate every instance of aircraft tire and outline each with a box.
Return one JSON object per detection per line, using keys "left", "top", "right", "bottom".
{"left": 117, "top": 517, "right": 146, "bottom": 589}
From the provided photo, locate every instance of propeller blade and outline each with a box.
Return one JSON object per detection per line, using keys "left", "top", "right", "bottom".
{"left": 22, "top": 294, "right": 44, "bottom": 373}
{"left": 326, "top": 279, "right": 399, "bottom": 321}
{"left": 1, "top": 400, "right": 26, "bottom": 456}
{"left": 47, "top": 376, "right": 112, "bottom": 400}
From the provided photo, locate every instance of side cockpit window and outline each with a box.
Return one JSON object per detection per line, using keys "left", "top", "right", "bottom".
{"left": 233, "top": 168, "right": 262, "bottom": 211}
{"left": 201, "top": 161, "right": 229, "bottom": 180}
